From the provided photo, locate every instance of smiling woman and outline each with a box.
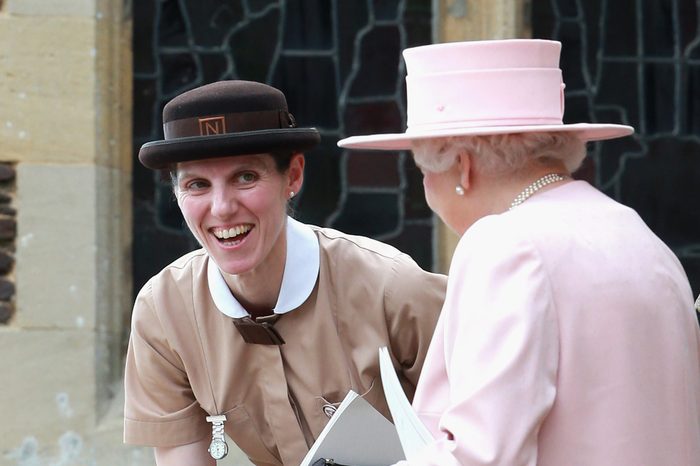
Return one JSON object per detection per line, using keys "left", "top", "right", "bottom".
{"left": 175, "top": 153, "right": 302, "bottom": 314}
{"left": 123, "top": 80, "right": 447, "bottom": 466}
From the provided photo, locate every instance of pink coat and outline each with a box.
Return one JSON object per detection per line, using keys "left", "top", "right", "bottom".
{"left": 402, "top": 181, "right": 700, "bottom": 465}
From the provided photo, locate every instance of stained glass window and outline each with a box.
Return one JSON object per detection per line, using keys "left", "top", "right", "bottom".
{"left": 533, "top": 0, "right": 700, "bottom": 300}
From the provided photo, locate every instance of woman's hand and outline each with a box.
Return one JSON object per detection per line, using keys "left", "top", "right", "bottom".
{"left": 155, "top": 437, "right": 217, "bottom": 466}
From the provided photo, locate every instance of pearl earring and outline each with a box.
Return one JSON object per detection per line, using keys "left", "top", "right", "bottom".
{"left": 289, "top": 191, "right": 295, "bottom": 199}
{"left": 455, "top": 185, "right": 465, "bottom": 196}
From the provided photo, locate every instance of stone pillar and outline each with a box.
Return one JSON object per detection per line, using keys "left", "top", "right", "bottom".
{"left": 0, "top": 0, "right": 137, "bottom": 463}
{"left": 433, "top": 0, "right": 529, "bottom": 272}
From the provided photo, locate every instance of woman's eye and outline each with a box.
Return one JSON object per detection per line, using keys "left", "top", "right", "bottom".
{"left": 184, "top": 180, "right": 208, "bottom": 190}
{"left": 237, "top": 172, "right": 257, "bottom": 184}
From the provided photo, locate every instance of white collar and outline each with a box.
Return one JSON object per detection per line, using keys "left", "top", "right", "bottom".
{"left": 207, "top": 217, "right": 320, "bottom": 319}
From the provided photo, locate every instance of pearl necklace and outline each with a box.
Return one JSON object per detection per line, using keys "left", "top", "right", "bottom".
{"left": 509, "top": 173, "right": 568, "bottom": 211}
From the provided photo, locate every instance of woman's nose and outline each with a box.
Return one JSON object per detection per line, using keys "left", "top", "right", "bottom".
{"left": 210, "top": 187, "right": 237, "bottom": 218}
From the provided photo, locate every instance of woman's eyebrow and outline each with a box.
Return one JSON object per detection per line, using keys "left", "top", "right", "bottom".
{"left": 175, "top": 169, "right": 200, "bottom": 182}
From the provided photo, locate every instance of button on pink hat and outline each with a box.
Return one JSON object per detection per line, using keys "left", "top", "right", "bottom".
{"left": 337, "top": 39, "right": 634, "bottom": 150}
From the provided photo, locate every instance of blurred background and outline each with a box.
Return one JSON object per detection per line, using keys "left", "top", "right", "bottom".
{"left": 1, "top": 0, "right": 698, "bottom": 464}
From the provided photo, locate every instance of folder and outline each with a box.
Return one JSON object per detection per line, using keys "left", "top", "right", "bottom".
{"left": 299, "top": 347, "right": 434, "bottom": 465}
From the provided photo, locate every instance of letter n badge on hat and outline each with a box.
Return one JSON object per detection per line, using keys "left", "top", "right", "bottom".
{"left": 199, "top": 116, "right": 227, "bottom": 136}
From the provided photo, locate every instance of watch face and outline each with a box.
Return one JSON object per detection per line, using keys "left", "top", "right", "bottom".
{"left": 208, "top": 439, "right": 228, "bottom": 460}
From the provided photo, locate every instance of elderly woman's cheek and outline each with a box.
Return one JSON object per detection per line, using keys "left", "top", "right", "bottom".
{"left": 419, "top": 177, "right": 432, "bottom": 208}
{"left": 422, "top": 173, "right": 442, "bottom": 209}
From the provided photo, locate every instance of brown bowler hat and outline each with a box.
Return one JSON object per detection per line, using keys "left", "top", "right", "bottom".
{"left": 138, "top": 80, "right": 321, "bottom": 169}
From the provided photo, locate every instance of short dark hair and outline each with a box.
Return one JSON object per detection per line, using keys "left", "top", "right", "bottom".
{"left": 269, "top": 151, "right": 294, "bottom": 172}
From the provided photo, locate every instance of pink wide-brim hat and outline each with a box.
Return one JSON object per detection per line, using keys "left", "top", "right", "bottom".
{"left": 337, "top": 39, "right": 634, "bottom": 150}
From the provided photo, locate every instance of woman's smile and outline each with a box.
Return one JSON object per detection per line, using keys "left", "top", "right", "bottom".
{"left": 210, "top": 224, "right": 254, "bottom": 246}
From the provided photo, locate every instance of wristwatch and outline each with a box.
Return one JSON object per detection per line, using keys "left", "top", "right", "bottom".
{"left": 206, "top": 414, "right": 228, "bottom": 460}
{"left": 208, "top": 437, "right": 228, "bottom": 460}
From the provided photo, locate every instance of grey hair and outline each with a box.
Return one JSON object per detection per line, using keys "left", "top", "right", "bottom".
{"left": 411, "top": 132, "right": 587, "bottom": 175}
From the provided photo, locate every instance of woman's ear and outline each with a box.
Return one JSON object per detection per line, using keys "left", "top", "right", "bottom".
{"left": 456, "top": 151, "right": 472, "bottom": 191}
{"left": 288, "top": 153, "right": 305, "bottom": 195}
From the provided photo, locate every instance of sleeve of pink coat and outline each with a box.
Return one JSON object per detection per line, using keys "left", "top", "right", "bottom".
{"left": 396, "top": 223, "right": 560, "bottom": 465}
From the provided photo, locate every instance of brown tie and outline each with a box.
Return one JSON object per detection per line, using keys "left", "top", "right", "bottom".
{"left": 232, "top": 315, "right": 285, "bottom": 345}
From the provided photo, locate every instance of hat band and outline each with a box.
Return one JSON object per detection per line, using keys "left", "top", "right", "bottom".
{"left": 163, "top": 109, "right": 296, "bottom": 139}
{"left": 406, "top": 69, "right": 564, "bottom": 129}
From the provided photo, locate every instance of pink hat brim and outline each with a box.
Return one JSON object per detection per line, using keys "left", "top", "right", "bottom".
{"left": 337, "top": 123, "right": 634, "bottom": 151}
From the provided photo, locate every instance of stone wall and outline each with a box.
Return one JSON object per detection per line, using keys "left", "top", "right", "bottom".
{"left": 0, "top": 0, "right": 138, "bottom": 464}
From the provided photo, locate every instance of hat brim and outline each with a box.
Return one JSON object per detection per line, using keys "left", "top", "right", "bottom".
{"left": 139, "top": 128, "right": 321, "bottom": 169}
{"left": 337, "top": 123, "right": 634, "bottom": 150}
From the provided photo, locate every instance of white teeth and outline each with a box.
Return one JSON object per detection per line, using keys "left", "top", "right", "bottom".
{"left": 213, "top": 225, "right": 251, "bottom": 240}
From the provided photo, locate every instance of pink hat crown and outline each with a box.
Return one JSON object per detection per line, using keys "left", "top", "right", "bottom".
{"left": 337, "top": 39, "right": 633, "bottom": 151}
{"left": 405, "top": 39, "right": 565, "bottom": 132}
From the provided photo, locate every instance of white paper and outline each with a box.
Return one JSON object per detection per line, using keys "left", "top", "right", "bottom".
{"left": 299, "top": 389, "right": 405, "bottom": 466}
{"left": 378, "top": 346, "right": 434, "bottom": 461}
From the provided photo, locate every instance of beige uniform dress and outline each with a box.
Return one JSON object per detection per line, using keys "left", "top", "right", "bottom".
{"left": 124, "top": 218, "right": 446, "bottom": 466}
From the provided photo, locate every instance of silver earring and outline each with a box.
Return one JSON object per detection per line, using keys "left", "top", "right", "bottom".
{"left": 289, "top": 191, "right": 295, "bottom": 199}
{"left": 455, "top": 185, "right": 465, "bottom": 196}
